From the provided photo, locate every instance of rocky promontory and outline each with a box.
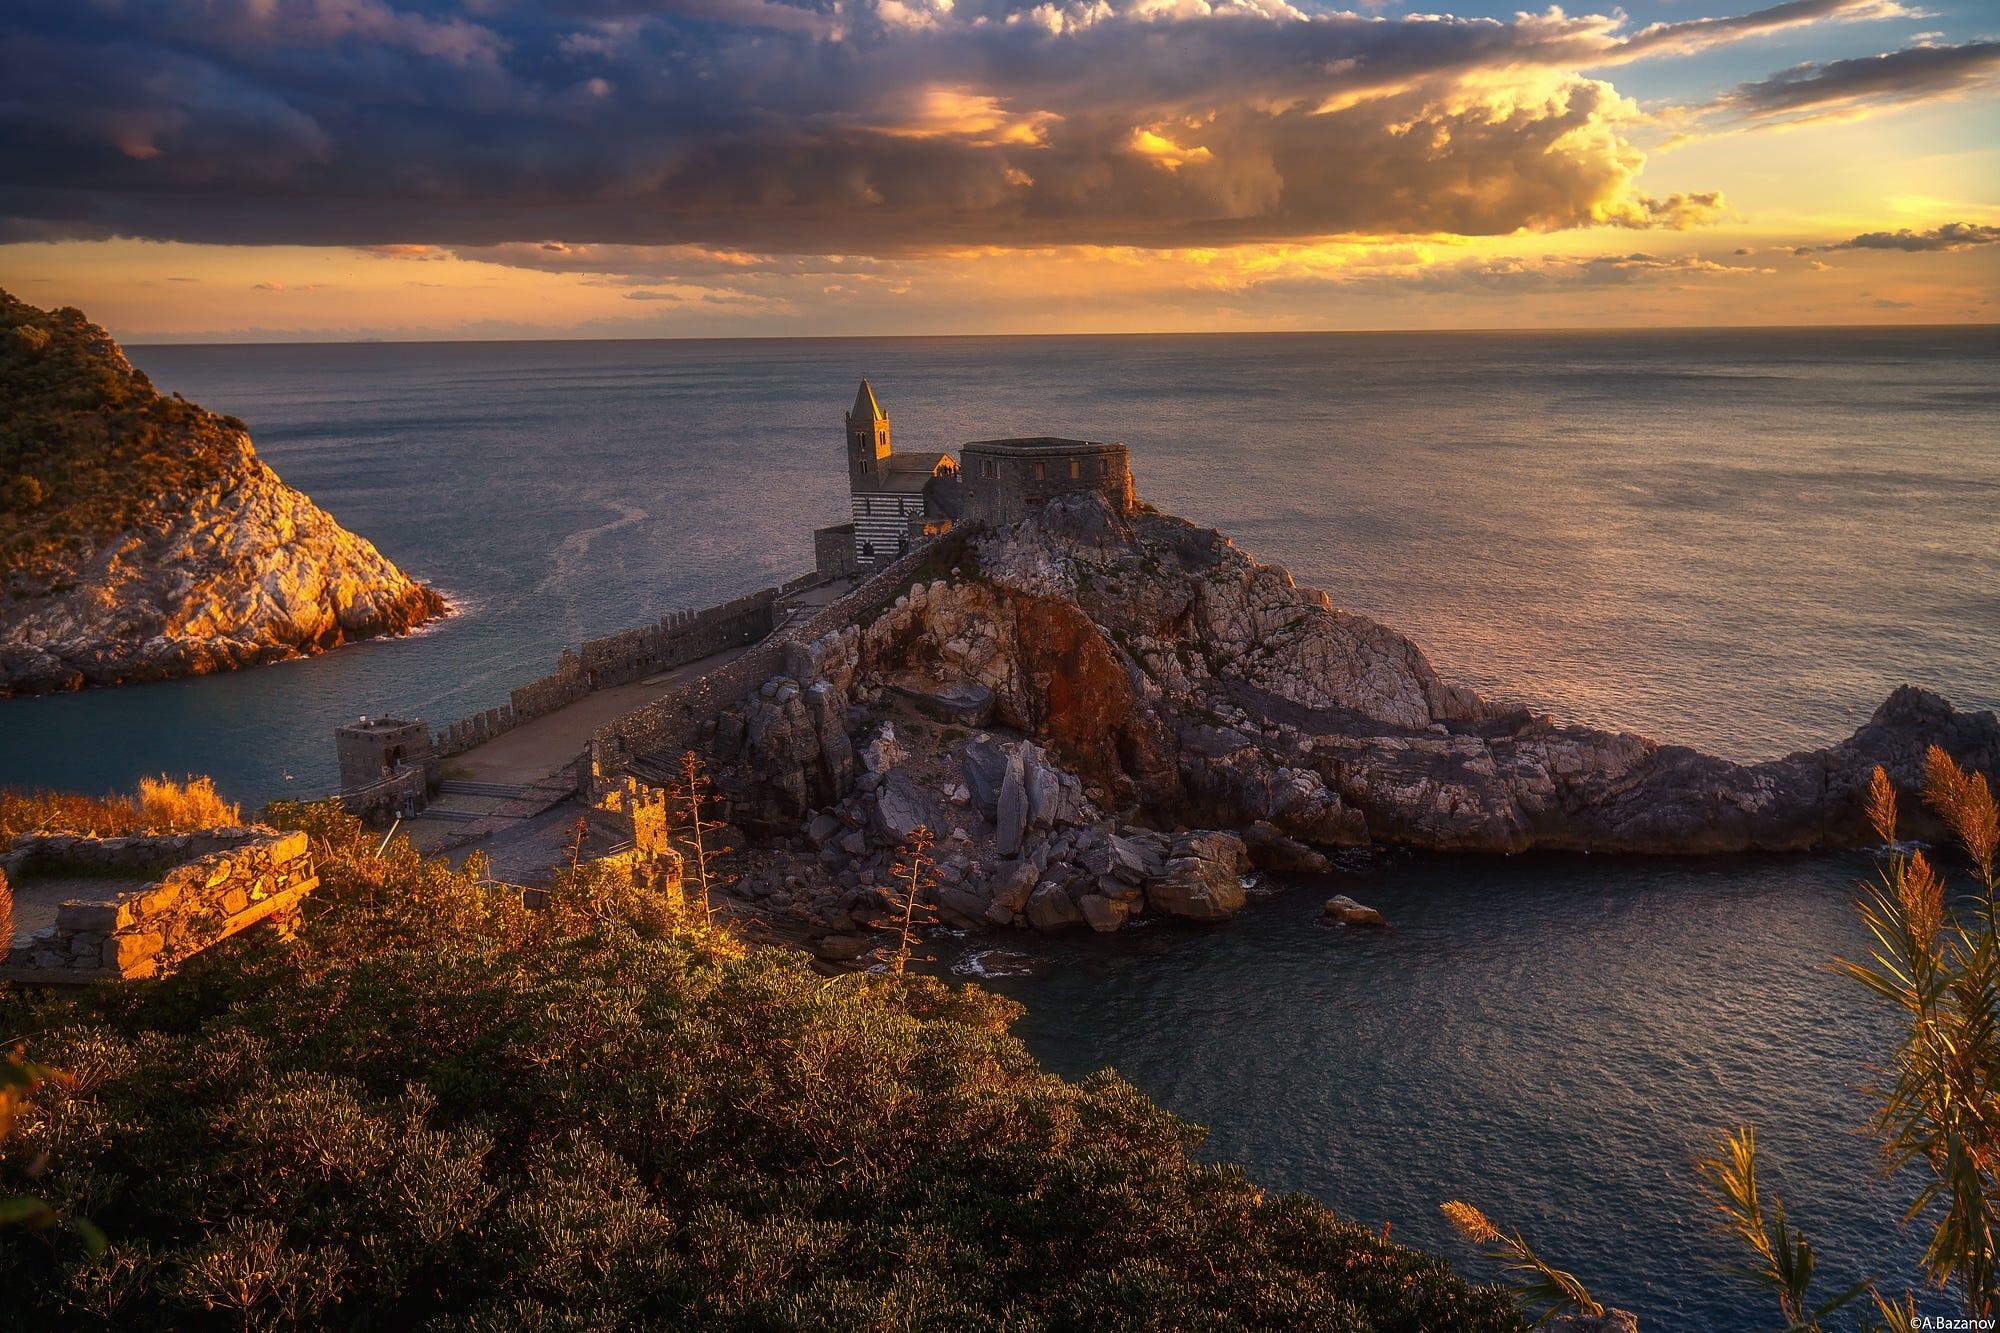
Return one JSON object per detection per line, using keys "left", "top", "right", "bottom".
{"left": 597, "top": 490, "right": 2000, "bottom": 951}
{"left": 0, "top": 293, "right": 446, "bottom": 696}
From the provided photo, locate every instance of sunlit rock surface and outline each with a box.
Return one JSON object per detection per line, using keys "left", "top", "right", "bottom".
{"left": 0, "top": 295, "right": 446, "bottom": 695}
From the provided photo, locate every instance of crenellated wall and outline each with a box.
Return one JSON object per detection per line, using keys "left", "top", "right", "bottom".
{"left": 428, "top": 588, "right": 789, "bottom": 760}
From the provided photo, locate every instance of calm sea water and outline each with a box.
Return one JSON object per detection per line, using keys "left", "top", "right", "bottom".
{"left": 6, "top": 327, "right": 1998, "bottom": 1323}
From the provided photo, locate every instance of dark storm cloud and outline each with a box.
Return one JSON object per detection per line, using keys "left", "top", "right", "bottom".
{"left": 1797, "top": 222, "right": 2000, "bottom": 253}
{"left": 0, "top": 0, "right": 1908, "bottom": 253}
{"left": 1718, "top": 39, "right": 2000, "bottom": 121}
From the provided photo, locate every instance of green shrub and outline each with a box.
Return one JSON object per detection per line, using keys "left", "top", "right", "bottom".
{"left": 0, "top": 798, "right": 1520, "bottom": 1332}
{"left": 0, "top": 289, "right": 243, "bottom": 589}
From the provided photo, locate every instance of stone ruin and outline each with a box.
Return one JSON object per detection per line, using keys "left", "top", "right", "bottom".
{"left": 586, "top": 778, "right": 683, "bottom": 902}
{"left": 0, "top": 827, "right": 317, "bottom": 984}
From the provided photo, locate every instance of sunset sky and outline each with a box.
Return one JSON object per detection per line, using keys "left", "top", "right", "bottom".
{"left": 1, "top": 0, "right": 1994, "bottom": 340}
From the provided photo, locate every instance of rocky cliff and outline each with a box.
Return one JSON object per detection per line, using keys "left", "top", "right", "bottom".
{"left": 0, "top": 293, "right": 446, "bottom": 695}
{"left": 613, "top": 492, "right": 1999, "bottom": 951}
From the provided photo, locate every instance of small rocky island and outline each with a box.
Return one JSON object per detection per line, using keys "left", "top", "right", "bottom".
{"left": 0, "top": 292, "right": 446, "bottom": 695}
{"left": 373, "top": 384, "right": 1991, "bottom": 962}
{"left": 640, "top": 491, "right": 1997, "bottom": 955}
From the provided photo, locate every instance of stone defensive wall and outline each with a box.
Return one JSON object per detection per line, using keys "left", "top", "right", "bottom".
{"left": 430, "top": 586, "right": 797, "bottom": 760}
{"left": 1, "top": 827, "right": 316, "bottom": 984}
{"left": 587, "top": 533, "right": 966, "bottom": 797}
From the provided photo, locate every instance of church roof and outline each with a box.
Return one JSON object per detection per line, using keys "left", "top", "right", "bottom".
{"left": 885, "top": 450, "right": 953, "bottom": 475}
{"left": 860, "top": 470, "right": 935, "bottom": 495}
{"left": 851, "top": 379, "right": 886, "bottom": 422}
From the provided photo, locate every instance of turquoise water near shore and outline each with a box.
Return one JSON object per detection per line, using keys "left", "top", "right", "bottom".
{"left": 4, "top": 326, "right": 1997, "bottom": 1323}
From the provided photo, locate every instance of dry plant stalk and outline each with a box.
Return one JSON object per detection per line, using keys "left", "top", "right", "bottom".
{"left": 668, "top": 751, "right": 734, "bottom": 930}
{"left": 1926, "top": 745, "right": 1999, "bottom": 890}
{"left": 1867, "top": 764, "right": 1900, "bottom": 845}
{"left": 873, "top": 825, "right": 940, "bottom": 975}
{"left": 1438, "top": 1201, "right": 1601, "bottom": 1327}
{"left": 1693, "top": 1126, "right": 1875, "bottom": 1331}
{"left": 135, "top": 775, "right": 239, "bottom": 831}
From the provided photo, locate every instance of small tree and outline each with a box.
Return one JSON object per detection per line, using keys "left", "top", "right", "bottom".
{"left": 871, "top": 826, "right": 940, "bottom": 976}
{"left": 1691, "top": 750, "right": 2000, "bottom": 1329}
{"left": 667, "top": 751, "right": 734, "bottom": 931}
{"left": 1833, "top": 750, "right": 2000, "bottom": 1317}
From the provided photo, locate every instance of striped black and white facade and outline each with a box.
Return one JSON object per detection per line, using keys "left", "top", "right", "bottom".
{"left": 850, "top": 492, "right": 928, "bottom": 567}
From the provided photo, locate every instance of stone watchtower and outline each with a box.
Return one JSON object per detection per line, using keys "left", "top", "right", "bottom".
{"left": 846, "top": 380, "right": 893, "bottom": 488}
{"left": 959, "top": 438, "right": 1135, "bottom": 527}
{"left": 335, "top": 716, "right": 430, "bottom": 790}
{"left": 333, "top": 716, "right": 434, "bottom": 819}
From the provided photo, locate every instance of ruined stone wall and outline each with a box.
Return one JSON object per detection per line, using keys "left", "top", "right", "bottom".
{"left": 339, "top": 763, "right": 429, "bottom": 820}
{"left": 1, "top": 828, "right": 316, "bottom": 983}
{"left": 961, "top": 442, "right": 1133, "bottom": 527}
{"left": 587, "top": 776, "right": 672, "bottom": 856}
{"left": 815, "top": 524, "right": 858, "bottom": 581}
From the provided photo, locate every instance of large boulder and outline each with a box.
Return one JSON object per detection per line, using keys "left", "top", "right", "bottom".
{"left": 1145, "top": 831, "right": 1250, "bottom": 922}
{"left": 961, "top": 739, "right": 1008, "bottom": 814}
{"left": 1243, "top": 821, "right": 1331, "bottom": 874}
{"left": 870, "top": 770, "right": 937, "bottom": 843}
{"left": 985, "top": 859, "right": 1039, "bottom": 915}
{"left": 995, "top": 748, "right": 1028, "bottom": 856}
{"left": 936, "top": 884, "right": 990, "bottom": 928}
{"left": 1025, "top": 882, "right": 1084, "bottom": 931}
{"left": 1323, "top": 894, "right": 1388, "bottom": 928}
{"left": 1077, "top": 893, "right": 1130, "bottom": 933}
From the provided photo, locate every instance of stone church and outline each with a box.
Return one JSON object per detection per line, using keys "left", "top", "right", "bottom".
{"left": 844, "top": 380, "right": 960, "bottom": 568}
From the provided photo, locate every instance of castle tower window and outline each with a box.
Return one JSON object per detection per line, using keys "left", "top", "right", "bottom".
{"left": 1033, "top": 462, "right": 1045, "bottom": 480}
{"left": 1070, "top": 459, "right": 1081, "bottom": 479}
{"left": 983, "top": 460, "right": 996, "bottom": 479}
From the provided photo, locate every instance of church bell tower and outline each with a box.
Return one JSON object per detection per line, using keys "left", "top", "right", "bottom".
{"left": 845, "top": 379, "right": 891, "bottom": 485}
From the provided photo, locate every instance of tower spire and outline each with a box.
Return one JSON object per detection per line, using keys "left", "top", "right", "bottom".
{"left": 852, "top": 378, "right": 886, "bottom": 422}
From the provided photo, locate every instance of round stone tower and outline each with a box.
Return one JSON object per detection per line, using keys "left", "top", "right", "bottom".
{"left": 959, "top": 438, "right": 1133, "bottom": 528}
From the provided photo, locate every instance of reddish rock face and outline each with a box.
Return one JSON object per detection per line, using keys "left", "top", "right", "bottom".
{"left": 1010, "top": 592, "right": 1169, "bottom": 797}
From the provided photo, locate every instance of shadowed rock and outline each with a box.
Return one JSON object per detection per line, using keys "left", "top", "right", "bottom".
{"left": 806, "top": 493, "right": 1998, "bottom": 855}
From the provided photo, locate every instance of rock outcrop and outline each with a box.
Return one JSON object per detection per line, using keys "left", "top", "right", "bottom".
{"left": 0, "top": 292, "right": 446, "bottom": 695}
{"left": 813, "top": 496, "right": 1999, "bottom": 855}
{"left": 618, "top": 485, "right": 1999, "bottom": 952}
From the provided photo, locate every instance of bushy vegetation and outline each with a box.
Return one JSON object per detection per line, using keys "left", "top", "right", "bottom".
{"left": 1, "top": 777, "right": 241, "bottom": 840}
{"left": 0, "top": 797, "right": 1522, "bottom": 1331}
{"left": 1, "top": 289, "right": 244, "bottom": 587}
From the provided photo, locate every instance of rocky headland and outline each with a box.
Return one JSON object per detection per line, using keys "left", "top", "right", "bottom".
{"left": 596, "top": 492, "right": 2000, "bottom": 956}
{"left": 0, "top": 293, "right": 445, "bottom": 696}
